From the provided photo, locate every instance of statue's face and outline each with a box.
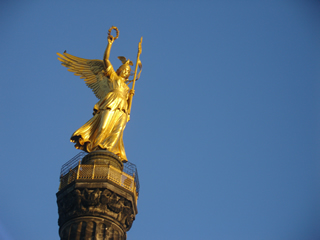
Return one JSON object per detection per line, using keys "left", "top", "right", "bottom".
{"left": 120, "top": 68, "right": 130, "bottom": 79}
{"left": 116, "top": 64, "right": 131, "bottom": 79}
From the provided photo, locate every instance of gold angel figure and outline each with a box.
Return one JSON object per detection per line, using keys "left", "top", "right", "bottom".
{"left": 57, "top": 27, "right": 142, "bottom": 162}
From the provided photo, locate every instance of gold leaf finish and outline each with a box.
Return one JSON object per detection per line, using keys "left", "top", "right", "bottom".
{"left": 57, "top": 26, "right": 142, "bottom": 162}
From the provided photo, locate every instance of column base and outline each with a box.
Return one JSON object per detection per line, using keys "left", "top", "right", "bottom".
{"left": 82, "top": 150, "right": 123, "bottom": 170}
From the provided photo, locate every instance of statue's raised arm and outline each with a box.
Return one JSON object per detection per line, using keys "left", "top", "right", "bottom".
{"left": 103, "top": 27, "right": 118, "bottom": 71}
{"left": 57, "top": 26, "right": 143, "bottom": 162}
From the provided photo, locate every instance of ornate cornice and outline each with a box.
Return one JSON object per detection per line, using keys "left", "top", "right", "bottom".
{"left": 57, "top": 187, "right": 135, "bottom": 232}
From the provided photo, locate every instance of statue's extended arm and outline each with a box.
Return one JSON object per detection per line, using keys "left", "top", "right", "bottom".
{"left": 103, "top": 36, "right": 114, "bottom": 68}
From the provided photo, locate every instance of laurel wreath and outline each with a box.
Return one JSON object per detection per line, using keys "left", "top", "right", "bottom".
{"left": 108, "top": 26, "right": 119, "bottom": 40}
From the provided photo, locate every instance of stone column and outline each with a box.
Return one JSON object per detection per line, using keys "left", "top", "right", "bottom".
{"left": 57, "top": 150, "right": 138, "bottom": 240}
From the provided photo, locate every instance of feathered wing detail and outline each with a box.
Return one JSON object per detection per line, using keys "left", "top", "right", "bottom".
{"left": 118, "top": 56, "right": 127, "bottom": 64}
{"left": 118, "top": 56, "right": 134, "bottom": 66}
{"left": 57, "top": 52, "right": 112, "bottom": 100}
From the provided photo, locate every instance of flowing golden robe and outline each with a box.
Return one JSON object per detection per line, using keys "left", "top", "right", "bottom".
{"left": 57, "top": 27, "right": 142, "bottom": 162}
{"left": 71, "top": 71, "right": 129, "bottom": 162}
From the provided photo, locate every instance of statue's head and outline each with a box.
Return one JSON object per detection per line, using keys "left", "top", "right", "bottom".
{"left": 116, "top": 64, "right": 131, "bottom": 79}
{"left": 117, "top": 56, "right": 133, "bottom": 79}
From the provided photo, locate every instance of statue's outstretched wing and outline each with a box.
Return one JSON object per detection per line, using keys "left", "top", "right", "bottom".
{"left": 57, "top": 52, "right": 111, "bottom": 100}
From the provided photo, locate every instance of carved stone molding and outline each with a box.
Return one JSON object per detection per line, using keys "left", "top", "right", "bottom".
{"left": 57, "top": 187, "right": 135, "bottom": 232}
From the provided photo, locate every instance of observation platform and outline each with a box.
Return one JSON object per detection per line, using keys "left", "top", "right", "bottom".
{"left": 56, "top": 150, "right": 139, "bottom": 238}
{"left": 59, "top": 151, "right": 140, "bottom": 198}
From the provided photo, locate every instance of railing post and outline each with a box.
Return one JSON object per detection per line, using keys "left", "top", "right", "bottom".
{"left": 68, "top": 169, "right": 72, "bottom": 184}
{"left": 76, "top": 160, "right": 81, "bottom": 179}
{"left": 92, "top": 163, "right": 95, "bottom": 179}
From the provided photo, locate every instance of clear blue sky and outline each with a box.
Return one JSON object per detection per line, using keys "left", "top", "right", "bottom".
{"left": 0, "top": 1, "right": 319, "bottom": 239}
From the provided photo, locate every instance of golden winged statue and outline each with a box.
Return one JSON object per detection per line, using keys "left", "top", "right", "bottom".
{"left": 57, "top": 26, "right": 142, "bottom": 162}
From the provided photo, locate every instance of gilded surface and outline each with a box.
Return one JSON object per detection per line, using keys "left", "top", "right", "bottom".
{"left": 57, "top": 26, "right": 142, "bottom": 162}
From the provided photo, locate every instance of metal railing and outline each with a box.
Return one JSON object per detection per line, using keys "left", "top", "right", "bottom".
{"left": 59, "top": 163, "right": 136, "bottom": 193}
{"left": 59, "top": 152, "right": 139, "bottom": 196}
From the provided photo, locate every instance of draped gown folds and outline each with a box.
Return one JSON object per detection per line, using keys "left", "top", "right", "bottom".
{"left": 71, "top": 73, "right": 129, "bottom": 161}
{"left": 57, "top": 52, "right": 130, "bottom": 162}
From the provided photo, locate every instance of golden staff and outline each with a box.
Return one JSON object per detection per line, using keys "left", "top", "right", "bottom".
{"left": 127, "top": 37, "right": 143, "bottom": 119}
